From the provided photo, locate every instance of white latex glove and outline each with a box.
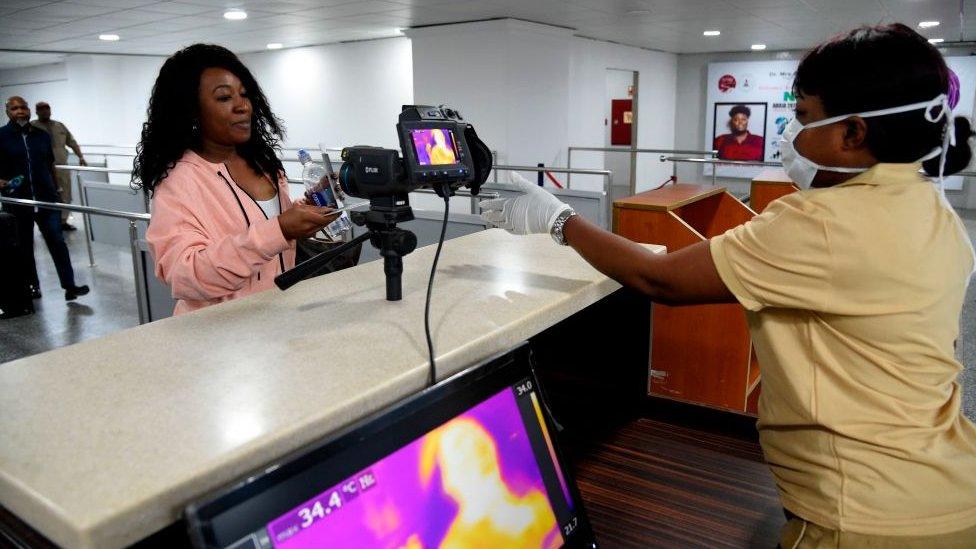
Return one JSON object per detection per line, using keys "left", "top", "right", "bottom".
{"left": 479, "top": 172, "right": 571, "bottom": 235}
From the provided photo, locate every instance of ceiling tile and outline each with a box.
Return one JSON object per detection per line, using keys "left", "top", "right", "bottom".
{"left": 293, "top": 1, "right": 405, "bottom": 20}
{"left": 17, "top": 1, "right": 121, "bottom": 20}
{"left": 0, "top": 0, "right": 970, "bottom": 59}
{"left": 140, "top": 2, "right": 213, "bottom": 15}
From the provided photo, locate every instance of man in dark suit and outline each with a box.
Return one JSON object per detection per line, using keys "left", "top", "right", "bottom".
{"left": 0, "top": 96, "right": 88, "bottom": 301}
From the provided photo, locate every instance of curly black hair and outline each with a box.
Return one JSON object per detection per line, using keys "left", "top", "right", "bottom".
{"left": 132, "top": 44, "right": 285, "bottom": 195}
{"left": 729, "top": 105, "right": 751, "bottom": 118}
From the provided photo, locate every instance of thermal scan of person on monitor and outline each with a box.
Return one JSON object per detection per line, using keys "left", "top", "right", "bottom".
{"left": 412, "top": 128, "right": 458, "bottom": 165}
{"left": 266, "top": 387, "right": 570, "bottom": 548}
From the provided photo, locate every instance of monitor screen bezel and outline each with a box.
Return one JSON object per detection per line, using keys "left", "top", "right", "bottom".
{"left": 184, "top": 343, "right": 596, "bottom": 549}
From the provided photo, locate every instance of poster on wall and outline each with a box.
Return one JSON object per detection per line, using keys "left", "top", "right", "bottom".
{"left": 704, "top": 60, "right": 798, "bottom": 179}
{"left": 704, "top": 57, "right": 976, "bottom": 189}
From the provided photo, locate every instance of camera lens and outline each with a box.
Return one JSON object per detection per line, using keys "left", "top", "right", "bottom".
{"left": 338, "top": 162, "right": 356, "bottom": 197}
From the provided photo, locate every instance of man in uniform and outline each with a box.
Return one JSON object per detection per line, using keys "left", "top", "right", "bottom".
{"left": 31, "top": 101, "right": 86, "bottom": 231}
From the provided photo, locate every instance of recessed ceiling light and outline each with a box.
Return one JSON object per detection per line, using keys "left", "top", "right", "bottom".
{"left": 98, "top": 34, "right": 120, "bottom": 41}
{"left": 703, "top": 30, "right": 721, "bottom": 37}
{"left": 919, "top": 21, "right": 940, "bottom": 28}
{"left": 223, "top": 9, "right": 247, "bottom": 20}
{"left": 929, "top": 38, "right": 945, "bottom": 44}
{"left": 751, "top": 44, "right": 767, "bottom": 50}
{"left": 266, "top": 43, "right": 283, "bottom": 49}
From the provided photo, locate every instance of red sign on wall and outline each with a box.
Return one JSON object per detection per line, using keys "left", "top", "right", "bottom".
{"left": 718, "top": 74, "right": 737, "bottom": 92}
{"left": 611, "top": 99, "right": 633, "bottom": 146}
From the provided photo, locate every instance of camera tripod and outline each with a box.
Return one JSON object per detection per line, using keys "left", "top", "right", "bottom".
{"left": 274, "top": 194, "right": 418, "bottom": 301}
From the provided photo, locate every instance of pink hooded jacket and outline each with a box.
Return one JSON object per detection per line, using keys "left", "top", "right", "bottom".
{"left": 146, "top": 150, "right": 296, "bottom": 315}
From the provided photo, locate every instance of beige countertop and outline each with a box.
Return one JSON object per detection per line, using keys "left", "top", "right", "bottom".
{"left": 0, "top": 229, "right": 664, "bottom": 549}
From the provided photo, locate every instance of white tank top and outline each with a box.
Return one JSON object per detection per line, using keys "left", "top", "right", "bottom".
{"left": 256, "top": 195, "right": 280, "bottom": 219}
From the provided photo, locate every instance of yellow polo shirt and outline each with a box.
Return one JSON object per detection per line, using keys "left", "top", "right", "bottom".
{"left": 710, "top": 163, "right": 976, "bottom": 536}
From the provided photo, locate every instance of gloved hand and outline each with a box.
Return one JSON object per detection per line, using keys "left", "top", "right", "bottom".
{"left": 479, "top": 172, "right": 571, "bottom": 235}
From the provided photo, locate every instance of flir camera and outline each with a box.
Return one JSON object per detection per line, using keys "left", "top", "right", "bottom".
{"left": 276, "top": 105, "right": 493, "bottom": 301}
{"left": 338, "top": 105, "right": 492, "bottom": 202}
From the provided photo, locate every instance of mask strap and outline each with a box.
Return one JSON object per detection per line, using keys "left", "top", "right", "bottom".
{"left": 805, "top": 94, "right": 951, "bottom": 130}
{"left": 922, "top": 95, "right": 954, "bottom": 195}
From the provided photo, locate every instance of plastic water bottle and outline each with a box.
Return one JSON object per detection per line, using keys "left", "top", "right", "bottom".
{"left": 298, "top": 149, "right": 351, "bottom": 240}
{"left": 1, "top": 175, "right": 23, "bottom": 195}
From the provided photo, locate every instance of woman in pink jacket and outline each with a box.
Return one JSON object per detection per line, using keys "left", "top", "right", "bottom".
{"left": 135, "top": 45, "right": 334, "bottom": 315}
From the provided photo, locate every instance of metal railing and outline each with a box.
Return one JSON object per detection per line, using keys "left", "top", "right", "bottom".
{"left": 84, "top": 152, "right": 136, "bottom": 159}
{"left": 567, "top": 146, "right": 718, "bottom": 188}
{"left": 0, "top": 196, "right": 151, "bottom": 324}
{"left": 56, "top": 164, "right": 131, "bottom": 175}
{"left": 660, "top": 155, "right": 778, "bottom": 185}
{"left": 490, "top": 164, "right": 614, "bottom": 224}
{"left": 78, "top": 144, "right": 136, "bottom": 149}
{"left": 55, "top": 164, "right": 138, "bottom": 266}
{"left": 660, "top": 155, "right": 976, "bottom": 186}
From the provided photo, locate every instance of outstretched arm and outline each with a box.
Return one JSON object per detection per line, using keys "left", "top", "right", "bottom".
{"left": 480, "top": 174, "right": 734, "bottom": 305}
{"left": 563, "top": 215, "right": 734, "bottom": 305}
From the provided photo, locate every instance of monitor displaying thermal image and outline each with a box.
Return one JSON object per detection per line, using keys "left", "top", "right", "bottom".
{"left": 410, "top": 128, "right": 459, "bottom": 166}
{"left": 186, "top": 346, "right": 594, "bottom": 549}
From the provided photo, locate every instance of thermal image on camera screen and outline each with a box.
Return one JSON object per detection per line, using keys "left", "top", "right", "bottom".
{"left": 410, "top": 128, "right": 458, "bottom": 166}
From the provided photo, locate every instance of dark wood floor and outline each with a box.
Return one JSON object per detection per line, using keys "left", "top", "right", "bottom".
{"left": 565, "top": 406, "right": 784, "bottom": 549}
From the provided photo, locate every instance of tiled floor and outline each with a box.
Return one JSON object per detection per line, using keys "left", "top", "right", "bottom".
{"left": 0, "top": 218, "right": 139, "bottom": 363}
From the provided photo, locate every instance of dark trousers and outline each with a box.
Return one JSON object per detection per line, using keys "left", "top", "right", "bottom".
{"left": 7, "top": 205, "right": 76, "bottom": 289}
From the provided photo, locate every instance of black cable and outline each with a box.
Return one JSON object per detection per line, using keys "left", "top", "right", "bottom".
{"left": 425, "top": 184, "right": 451, "bottom": 387}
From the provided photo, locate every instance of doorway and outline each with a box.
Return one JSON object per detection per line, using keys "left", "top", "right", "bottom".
{"left": 605, "top": 69, "right": 638, "bottom": 202}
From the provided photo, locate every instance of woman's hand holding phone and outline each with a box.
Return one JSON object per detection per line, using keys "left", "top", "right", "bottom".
{"left": 278, "top": 203, "right": 339, "bottom": 240}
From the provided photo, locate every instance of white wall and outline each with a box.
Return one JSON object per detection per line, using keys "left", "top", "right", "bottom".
{"left": 408, "top": 20, "right": 572, "bottom": 170}
{"left": 568, "top": 37, "right": 677, "bottom": 193}
{"left": 240, "top": 38, "right": 412, "bottom": 152}
{"left": 0, "top": 39, "right": 414, "bottom": 186}
{"left": 0, "top": 55, "right": 166, "bottom": 148}
{"left": 0, "top": 27, "right": 679, "bottom": 204}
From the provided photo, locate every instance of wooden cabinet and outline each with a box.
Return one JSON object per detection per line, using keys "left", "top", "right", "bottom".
{"left": 750, "top": 168, "right": 798, "bottom": 213}
{"left": 613, "top": 184, "right": 761, "bottom": 415}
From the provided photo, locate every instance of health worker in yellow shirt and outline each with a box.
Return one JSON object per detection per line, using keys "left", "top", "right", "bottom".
{"left": 481, "top": 23, "right": 976, "bottom": 548}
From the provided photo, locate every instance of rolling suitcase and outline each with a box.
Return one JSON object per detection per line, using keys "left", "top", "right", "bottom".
{"left": 0, "top": 210, "right": 34, "bottom": 318}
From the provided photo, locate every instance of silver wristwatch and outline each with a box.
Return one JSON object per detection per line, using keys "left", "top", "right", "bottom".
{"left": 550, "top": 208, "right": 578, "bottom": 246}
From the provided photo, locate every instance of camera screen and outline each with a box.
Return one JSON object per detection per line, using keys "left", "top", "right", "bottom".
{"left": 410, "top": 128, "right": 458, "bottom": 166}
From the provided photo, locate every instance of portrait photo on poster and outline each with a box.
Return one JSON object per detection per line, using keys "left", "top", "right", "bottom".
{"left": 713, "top": 102, "right": 768, "bottom": 162}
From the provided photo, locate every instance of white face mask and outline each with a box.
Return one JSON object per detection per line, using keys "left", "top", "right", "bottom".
{"left": 780, "top": 94, "right": 953, "bottom": 190}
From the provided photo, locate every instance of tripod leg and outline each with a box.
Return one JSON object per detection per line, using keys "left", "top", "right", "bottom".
{"left": 383, "top": 254, "right": 403, "bottom": 301}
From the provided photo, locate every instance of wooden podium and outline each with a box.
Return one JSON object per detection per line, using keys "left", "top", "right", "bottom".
{"left": 613, "top": 184, "right": 761, "bottom": 414}
{"left": 750, "top": 168, "right": 798, "bottom": 213}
